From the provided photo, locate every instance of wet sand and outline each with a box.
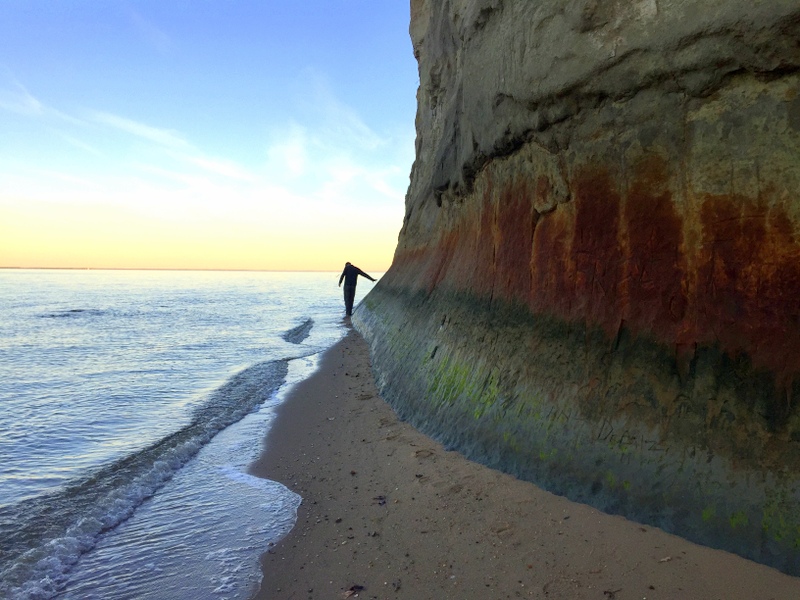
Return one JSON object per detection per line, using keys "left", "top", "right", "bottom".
{"left": 249, "top": 327, "right": 800, "bottom": 599}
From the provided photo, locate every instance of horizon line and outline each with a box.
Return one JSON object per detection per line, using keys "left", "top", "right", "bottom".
{"left": 0, "top": 266, "right": 385, "bottom": 274}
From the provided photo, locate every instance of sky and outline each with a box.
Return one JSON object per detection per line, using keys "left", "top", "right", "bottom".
{"left": 0, "top": 1, "right": 418, "bottom": 272}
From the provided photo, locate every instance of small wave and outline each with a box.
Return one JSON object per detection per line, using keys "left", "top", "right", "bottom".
{"left": 39, "top": 309, "right": 108, "bottom": 319}
{"left": 282, "top": 318, "right": 314, "bottom": 344}
{"left": 0, "top": 360, "right": 289, "bottom": 600}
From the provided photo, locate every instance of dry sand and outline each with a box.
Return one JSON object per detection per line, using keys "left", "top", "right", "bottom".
{"left": 249, "top": 327, "right": 800, "bottom": 600}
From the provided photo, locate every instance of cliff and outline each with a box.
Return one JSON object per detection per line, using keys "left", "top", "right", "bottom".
{"left": 354, "top": 0, "right": 800, "bottom": 574}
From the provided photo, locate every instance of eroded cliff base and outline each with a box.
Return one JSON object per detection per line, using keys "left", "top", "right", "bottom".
{"left": 356, "top": 285, "right": 800, "bottom": 574}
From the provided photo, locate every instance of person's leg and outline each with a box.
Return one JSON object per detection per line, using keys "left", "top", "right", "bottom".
{"left": 344, "top": 285, "right": 356, "bottom": 315}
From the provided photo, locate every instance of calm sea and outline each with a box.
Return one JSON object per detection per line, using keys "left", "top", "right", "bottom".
{"left": 0, "top": 269, "right": 374, "bottom": 600}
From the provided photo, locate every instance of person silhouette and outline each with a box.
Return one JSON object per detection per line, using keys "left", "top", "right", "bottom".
{"left": 338, "top": 262, "right": 376, "bottom": 316}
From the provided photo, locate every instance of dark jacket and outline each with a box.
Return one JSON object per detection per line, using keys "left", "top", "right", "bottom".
{"left": 339, "top": 263, "right": 375, "bottom": 286}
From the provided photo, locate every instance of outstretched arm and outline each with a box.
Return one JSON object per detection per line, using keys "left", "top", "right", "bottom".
{"left": 357, "top": 268, "right": 376, "bottom": 282}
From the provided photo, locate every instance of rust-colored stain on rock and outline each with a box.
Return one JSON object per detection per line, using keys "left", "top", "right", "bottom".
{"left": 623, "top": 157, "right": 688, "bottom": 343}
{"left": 697, "top": 194, "right": 800, "bottom": 388}
{"left": 391, "top": 157, "right": 800, "bottom": 395}
{"left": 494, "top": 179, "right": 535, "bottom": 302}
{"left": 531, "top": 202, "right": 572, "bottom": 316}
{"left": 570, "top": 168, "right": 624, "bottom": 337}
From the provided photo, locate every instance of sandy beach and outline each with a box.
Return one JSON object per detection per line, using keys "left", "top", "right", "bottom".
{"left": 249, "top": 327, "right": 800, "bottom": 600}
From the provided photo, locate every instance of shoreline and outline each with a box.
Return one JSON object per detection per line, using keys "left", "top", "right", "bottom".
{"left": 248, "top": 327, "right": 800, "bottom": 599}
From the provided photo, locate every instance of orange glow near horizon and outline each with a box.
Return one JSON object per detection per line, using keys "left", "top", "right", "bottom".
{"left": 1, "top": 196, "right": 398, "bottom": 273}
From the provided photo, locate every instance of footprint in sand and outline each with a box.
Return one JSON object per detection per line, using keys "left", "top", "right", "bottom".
{"left": 491, "top": 522, "right": 514, "bottom": 540}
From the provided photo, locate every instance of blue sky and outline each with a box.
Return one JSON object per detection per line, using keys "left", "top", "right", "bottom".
{"left": 0, "top": 1, "right": 418, "bottom": 270}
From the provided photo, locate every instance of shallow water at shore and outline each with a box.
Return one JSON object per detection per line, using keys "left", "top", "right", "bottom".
{"left": 0, "top": 269, "right": 374, "bottom": 599}
{"left": 56, "top": 356, "right": 318, "bottom": 600}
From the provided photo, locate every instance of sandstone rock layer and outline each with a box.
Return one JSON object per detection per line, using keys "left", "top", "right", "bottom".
{"left": 355, "top": 0, "right": 800, "bottom": 573}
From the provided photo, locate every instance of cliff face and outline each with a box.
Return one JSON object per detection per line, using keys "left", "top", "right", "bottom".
{"left": 355, "top": 0, "right": 800, "bottom": 573}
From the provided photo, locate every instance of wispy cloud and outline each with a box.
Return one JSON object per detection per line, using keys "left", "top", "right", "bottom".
{"left": 90, "top": 110, "right": 259, "bottom": 182}
{"left": 294, "top": 69, "right": 386, "bottom": 151}
{"left": 58, "top": 133, "right": 104, "bottom": 158}
{"left": 0, "top": 81, "right": 43, "bottom": 115}
{"left": 261, "top": 79, "right": 413, "bottom": 214}
{"left": 262, "top": 136, "right": 408, "bottom": 211}
{"left": 285, "top": 79, "right": 389, "bottom": 143}
{"left": 266, "top": 122, "right": 311, "bottom": 177}
{"left": 91, "top": 111, "right": 191, "bottom": 149}
{"left": 366, "top": 166, "right": 408, "bottom": 202}
{"left": 181, "top": 155, "right": 256, "bottom": 182}
{"left": 130, "top": 163, "right": 211, "bottom": 188}
{"left": 128, "top": 8, "right": 172, "bottom": 53}
{"left": 0, "top": 70, "right": 82, "bottom": 123}
{"left": 323, "top": 101, "right": 385, "bottom": 151}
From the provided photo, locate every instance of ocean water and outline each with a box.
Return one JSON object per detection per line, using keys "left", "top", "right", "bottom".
{"left": 0, "top": 269, "right": 375, "bottom": 600}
